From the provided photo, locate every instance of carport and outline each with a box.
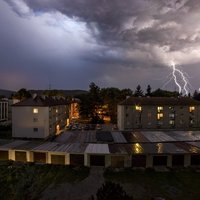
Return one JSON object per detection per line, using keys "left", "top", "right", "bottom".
{"left": 51, "top": 154, "right": 65, "bottom": 165}
{"left": 172, "top": 155, "right": 184, "bottom": 167}
{"left": 191, "top": 155, "right": 200, "bottom": 166}
{"left": 132, "top": 155, "right": 146, "bottom": 167}
{"left": 111, "top": 156, "right": 124, "bottom": 167}
{"left": 153, "top": 155, "right": 167, "bottom": 166}
{"left": 33, "top": 152, "right": 46, "bottom": 163}
{"left": 70, "top": 154, "right": 84, "bottom": 166}
{"left": 15, "top": 151, "right": 27, "bottom": 162}
{"left": 90, "top": 155, "right": 105, "bottom": 166}
{"left": 0, "top": 150, "right": 9, "bottom": 160}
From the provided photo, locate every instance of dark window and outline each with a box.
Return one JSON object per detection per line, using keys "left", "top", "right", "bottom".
{"left": 33, "top": 128, "right": 38, "bottom": 132}
{"left": 33, "top": 118, "right": 38, "bottom": 122}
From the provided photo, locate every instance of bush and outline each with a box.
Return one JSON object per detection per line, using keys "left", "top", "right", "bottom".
{"left": 89, "top": 181, "right": 133, "bottom": 200}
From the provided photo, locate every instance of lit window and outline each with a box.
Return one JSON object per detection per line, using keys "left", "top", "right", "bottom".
{"left": 169, "top": 113, "right": 175, "bottom": 118}
{"left": 169, "top": 106, "right": 174, "bottom": 111}
{"left": 157, "top": 113, "right": 163, "bottom": 120}
{"left": 33, "top": 108, "right": 38, "bottom": 113}
{"left": 157, "top": 106, "right": 163, "bottom": 112}
{"left": 135, "top": 105, "right": 142, "bottom": 111}
{"left": 56, "top": 109, "right": 58, "bottom": 113}
{"left": 189, "top": 106, "right": 195, "bottom": 112}
{"left": 169, "top": 120, "right": 175, "bottom": 125}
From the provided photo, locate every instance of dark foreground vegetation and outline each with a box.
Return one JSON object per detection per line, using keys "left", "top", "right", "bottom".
{"left": 104, "top": 167, "right": 200, "bottom": 200}
{"left": 1, "top": 162, "right": 200, "bottom": 200}
{"left": 0, "top": 161, "right": 89, "bottom": 200}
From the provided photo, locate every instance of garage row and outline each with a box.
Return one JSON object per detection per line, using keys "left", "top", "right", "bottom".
{"left": 0, "top": 150, "right": 200, "bottom": 168}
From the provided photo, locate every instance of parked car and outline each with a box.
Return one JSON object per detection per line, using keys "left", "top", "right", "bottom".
{"left": 84, "top": 124, "right": 89, "bottom": 130}
{"left": 72, "top": 125, "right": 77, "bottom": 130}
{"left": 96, "top": 124, "right": 102, "bottom": 130}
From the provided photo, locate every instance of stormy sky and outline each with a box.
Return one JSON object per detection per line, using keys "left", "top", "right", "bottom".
{"left": 1, "top": 0, "right": 200, "bottom": 92}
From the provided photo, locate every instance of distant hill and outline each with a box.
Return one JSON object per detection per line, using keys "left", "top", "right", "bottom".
{"left": 0, "top": 89, "right": 16, "bottom": 98}
{"left": 29, "top": 89, "right": 88, "bottom": 97}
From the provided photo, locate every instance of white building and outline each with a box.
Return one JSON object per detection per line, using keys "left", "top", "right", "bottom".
{"left": 12, "top": 95, "right": 69, "bottom": 139}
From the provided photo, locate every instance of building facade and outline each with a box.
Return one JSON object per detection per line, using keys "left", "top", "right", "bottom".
{"left": 118, "top": 97, "right": 200, "bottom": 130}
{"left": 12, "top": 95, "right": 69, "bottom": 139}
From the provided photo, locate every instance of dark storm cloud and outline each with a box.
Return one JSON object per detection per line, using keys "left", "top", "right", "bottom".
{"left": 18, "top": 0, "right": 200, "bottom": 59}
{"left": 2, "top": 0, "right": 200, "bottom": 91}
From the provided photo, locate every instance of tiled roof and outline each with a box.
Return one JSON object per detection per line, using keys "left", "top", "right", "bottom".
{"left": 12, "top": 95, "right": 69, "bottom": 107}
{"left": 119, "top": 97, "right": 200, "bottom": 106}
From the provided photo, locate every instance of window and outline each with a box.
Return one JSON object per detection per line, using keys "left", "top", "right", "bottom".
{"left": 56, "top": 109, "right": 58, "bottom": 113}
{"left": 157, "top": 113, "right": 163, "bottom": 120}
{"left": 190, "top": 119, "right": 195, "bottom": 124}
{"left": 169, "top": 120, "right": 175, "bottom": 125}
{"left": 157, "top": 121, "right": 163, "bottom": 125}
{"left": 189, "top": 106, "right": 195, "bottom": 112}
{"left": 135, "top": 105, "right": 142, "bottom": 111}
{"left": 147, "top": 112, "right": 151, "bottom": 118}
{"left": 33, "top": 128, "right": 38, "bottom": 132}
{"left": 169, "top": 106, "right": 174, "bottom": 111}
{"left": 157, "top": 106, "right": 163, "bottom": 112}
{"left": 169, "top": 113, "right": 175, "bottom": 118}
{"left": 33, "top": 108, "right": 38, "bottom": 113}
{"left": 33, "top": 118, "right": 38, "bottom": 122}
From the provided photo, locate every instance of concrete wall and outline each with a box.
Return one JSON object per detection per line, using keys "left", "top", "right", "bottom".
{"left": 12, "top": 106, "right": 50, "bottom": 138}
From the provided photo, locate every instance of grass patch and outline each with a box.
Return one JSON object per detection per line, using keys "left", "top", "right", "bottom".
{"left": 0, "top": 130, "right": 12, "bottom": 139}
{"left": 0, "top": 162, "right": 90, "bottom": 200}
{"left": 104, "top": 167, "right": 200, "bottom": 200}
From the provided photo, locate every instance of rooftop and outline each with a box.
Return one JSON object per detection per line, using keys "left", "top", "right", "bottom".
{"left": 12, "top": 95, "right": 69, "bottom": 107}
{"left": 1, "top": 131, "right": 200, "bottom": 155}
{"left": 119, "top": 97, "right": 200, "bottom": 106}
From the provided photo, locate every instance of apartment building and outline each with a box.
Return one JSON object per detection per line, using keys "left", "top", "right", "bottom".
{"left": 12, "top": 95, "right": 69, "bottom": 139}
{"left": 118, "top": 97, "right": 200, "bottom": 130}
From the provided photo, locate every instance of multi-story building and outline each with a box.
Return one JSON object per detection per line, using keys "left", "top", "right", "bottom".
{"left": 12, "top": 95, "right": 69, "bottom": 139}
{"left": 118, "top": 97, "right": 200, "bottom": 130}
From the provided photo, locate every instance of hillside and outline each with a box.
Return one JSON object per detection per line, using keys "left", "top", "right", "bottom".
{"left": 0, "top": 89, "right": 15, "bottom": 98}
{"left": 29, "top": 89, "right": 88, "bottom": 97}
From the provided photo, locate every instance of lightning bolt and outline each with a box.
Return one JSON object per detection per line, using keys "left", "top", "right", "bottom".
{"left": 171, "top": 61, "right": 191, "bottom": 95}
{"left": 162, "top": 61, "right": 191, "bottom": 96}
{"left": 171, "top": 61, "right": 182, "bottom": 94}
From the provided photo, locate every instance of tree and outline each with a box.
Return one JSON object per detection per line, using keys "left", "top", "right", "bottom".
{"left": 151, "top": 88, "right": 179, "bottom": 97}
{"left": 77, "top": 83, "right": 103, "bottom": 122}
{"left": 13, "top": 88, "right": 31, "bottom": 100}
{"left": 134, "top": 85, "right": 143, "bottom": 97}
{"left": 193, "top": 90, "right": 200, "bottom": 101}
{"left": 89, "top": 181, "right": 133, "bottom": 200}
{"left": 146, "top": 85, "right": 152, "bottom": 96}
